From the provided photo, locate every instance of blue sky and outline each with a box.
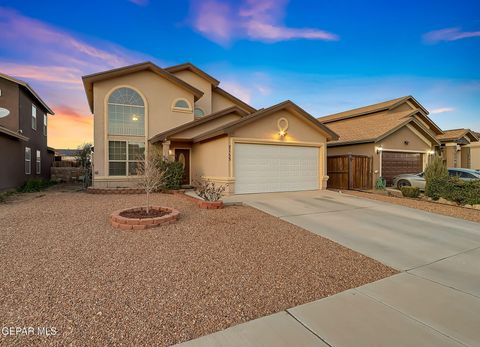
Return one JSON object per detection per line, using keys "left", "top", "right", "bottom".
{"left": 0, "top": 0, "right": 479, "bottom": 147}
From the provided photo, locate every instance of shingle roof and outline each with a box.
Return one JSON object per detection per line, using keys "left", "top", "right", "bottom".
{"left": 318, "top": 96, "right": 410, "bottom": 123}
{"left": 437, "top": 129, "right": 479, "bottom": 142}
{"left": 325, "top": 110, "right": 413, "bottom": 144}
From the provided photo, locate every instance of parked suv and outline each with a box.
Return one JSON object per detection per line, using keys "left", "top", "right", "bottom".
{"left": 392, "top": 168, "right": 480, "bottom": 190}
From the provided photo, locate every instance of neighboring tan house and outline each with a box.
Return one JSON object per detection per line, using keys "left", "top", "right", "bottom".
{"left": 82, "top": 62, "right": 338, "bottom": 194}
{"left": 471, "top": 131, "right": 480, "bottom": 170}
{"left": 0, "top": 72, "right": 55, "bottom": 190}
{"left": 436, "top": 129, "right": 479, "bottom": 169}
{"left": 318, "top": 96, "right": 443, "bottom": 187}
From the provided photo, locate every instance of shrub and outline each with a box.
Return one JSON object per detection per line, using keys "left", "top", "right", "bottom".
{"left": 17, "top": 179, "right": 54, "bottom": 193}
{"left": 400, "top": 186, "right": 420, "bottom": 198}
{"left": 157, "top": 159, "right": 184, "bottom": 190}
{"left": 0, "top": 190, "right": 16, "bottom": 203}
{"left": 442, "top": 178, "right": 480, "bottom": 205}
{"left": 194, "top": 178, "right": 226, "bottom": 202}
{"left": 424, "top": 155, "right": 448, "bottom": 198}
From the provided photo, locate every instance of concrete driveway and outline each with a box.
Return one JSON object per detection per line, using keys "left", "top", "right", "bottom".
{"left": 178, "top": 191, "right": 480, "bottom": 347}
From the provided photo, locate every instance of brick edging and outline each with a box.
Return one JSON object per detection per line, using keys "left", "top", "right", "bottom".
{"left": 172, "top": 191, "right": 224, "bottom": 209}
{"left": 88, "top": 187, "right": 144, "bottom": 194}
{"left": 110, "top": 206, "right": 179, "bottom": 230}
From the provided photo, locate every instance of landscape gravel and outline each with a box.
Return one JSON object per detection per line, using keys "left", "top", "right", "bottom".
{"left": 345, "top": 190, "right": 480, "bottom": 223}
{"left": 0, "top": 188, "right": 396, "bottom": 346}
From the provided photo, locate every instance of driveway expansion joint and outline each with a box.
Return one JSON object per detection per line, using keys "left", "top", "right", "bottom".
{"left": 354, "top": 287, "right": 470, "bottom": 347}
{"left": 285, "top": 309, "right": 334, "bottom": 347}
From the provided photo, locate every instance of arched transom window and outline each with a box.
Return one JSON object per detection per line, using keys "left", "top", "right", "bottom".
{"left": 172, "top": 98, "right": 192, "bottom": 112}
{"left": 108, "top": 87, "right": 145, "bottom": 136}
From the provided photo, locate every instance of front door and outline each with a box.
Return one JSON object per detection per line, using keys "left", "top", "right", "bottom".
{"left": 175, "top": 149, "right": 190, "bottom": 185}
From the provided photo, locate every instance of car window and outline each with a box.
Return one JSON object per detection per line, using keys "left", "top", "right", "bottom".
{"left": 448, "top": 170, "right": 460, "bottom": 177}
{"left": 460, "top": 172, "right": 476, "bottom": 179}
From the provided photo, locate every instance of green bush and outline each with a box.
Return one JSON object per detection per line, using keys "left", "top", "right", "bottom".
{"left": 424, "top": 155, "right": 448, "bottom": 198}
{"left": 156, "top": 159, "right": 184, "bottom": 190}
{"left": 400, "top": 186, "right": 420, "bottom": 198}
{"left": 426, "top": 176, "right": 480, "bottom": 205}
{"left": 17, "top": 179, "right": 54, "bottom": 193}
{"left": 0, "top": 190, "right": 16, "bottom": 203}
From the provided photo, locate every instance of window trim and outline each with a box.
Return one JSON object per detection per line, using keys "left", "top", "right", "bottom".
{"left": 32, "top": 105, "right": 37, "bottom": 130}
{"left": 108, "top": 140, "right": 145, "bottom": 177}
{"left": 36, "top": 150, "right": 41, "bottom": 174}
{"left": 172, "top": 98, "right": 193, "bottom": 113}
{"left": 25, "top": 147, "right": 31, "bottom": 175}
{"left": 43, "top": 114, "right": 47, "bottom": 136}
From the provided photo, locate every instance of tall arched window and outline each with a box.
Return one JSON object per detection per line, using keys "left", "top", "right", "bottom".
{"left": 108, "top": 87, "right": 145, "bottom": 136}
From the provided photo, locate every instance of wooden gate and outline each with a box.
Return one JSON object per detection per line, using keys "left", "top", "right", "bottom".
{"left": 327, "top": 155, "right": 373, "bottom": 190}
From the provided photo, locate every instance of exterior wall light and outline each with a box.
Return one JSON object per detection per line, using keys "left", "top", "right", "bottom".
{"left": 375, "top": 146, "right": 383, "bottom": 154}
{"left": 277, "top": 117, "right": 289, "bottom": 137}
{"left": 168, "top": 149, "right": 174, "bottom": 156}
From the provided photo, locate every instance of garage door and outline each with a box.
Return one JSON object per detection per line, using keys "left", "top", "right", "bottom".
{"left": 382, "top": 152, "right": 423, "bottom": 185}
{"left": 234, "top": 144, "right": 319, "bottom": 194}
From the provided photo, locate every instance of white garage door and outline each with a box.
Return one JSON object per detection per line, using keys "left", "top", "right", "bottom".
{"left": 234, "top": 143, "right": 319, "bottom": 194}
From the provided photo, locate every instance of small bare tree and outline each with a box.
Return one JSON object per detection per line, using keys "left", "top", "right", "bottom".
{"left": 137, "top": 147, "right": 164, "bottom": 214}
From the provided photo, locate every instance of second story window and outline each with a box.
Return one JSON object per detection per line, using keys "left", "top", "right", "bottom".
{"left": 194, "top": 107, "right": 205, "bottom": 117}
{"left": 43, "top": 114, "right": 47, "bottom": 136}
{"left": 108, "top": 87, "right": 145, "bottom": 136}
{"left": 172, "top": 98, "right": 192, "bottom": 113}
{"left": 32, "top": 105, "right": 37, "bottom": 130}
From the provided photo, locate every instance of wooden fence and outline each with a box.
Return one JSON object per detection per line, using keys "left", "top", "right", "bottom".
{"left": 327, "top": 155, "right": 373, "bottom": 190}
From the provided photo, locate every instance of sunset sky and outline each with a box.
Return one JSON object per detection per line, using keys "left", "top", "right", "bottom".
{"left": 0, "top": 0, "right": 479, "bottom": 149}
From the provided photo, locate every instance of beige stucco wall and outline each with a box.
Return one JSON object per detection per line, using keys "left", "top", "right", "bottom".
{"left": 171, "top": 70, "right": 212, "bottom": 115}
{"left": 191, "top": 136, "right": 230, "bottom": 181}
{"left": 92, "top": 70, "right": 195, "bottom": 186}
{"left": 211, "top": 91, "right": 238, "bottom": 113}
{"left": 469, "top": 143, "right": 480, "bottom": 170}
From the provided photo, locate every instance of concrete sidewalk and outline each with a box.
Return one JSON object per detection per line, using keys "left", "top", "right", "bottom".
{"left": 177, "top": 191, "right": 480, "bottom": 347}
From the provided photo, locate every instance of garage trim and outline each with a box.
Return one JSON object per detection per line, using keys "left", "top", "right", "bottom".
{"left": 379, "top": 148, "right": 433, "bottom": 178}
{"left": 229, "top": 137, "right": 327, "bottom": 192}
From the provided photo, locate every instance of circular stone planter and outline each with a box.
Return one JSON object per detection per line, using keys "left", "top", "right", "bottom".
{"left": 110, "top": 206, "right": 179, "bottom": 230}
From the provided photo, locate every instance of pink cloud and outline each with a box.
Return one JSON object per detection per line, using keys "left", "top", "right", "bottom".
{"left": 423, "top": 28, "right": 480, "bottom": 43}
{"left": 190, "top": 0, "right": 338, "bottom": 45}
{"left": 221, "top": 81, "right": 252, "bottom": 104}
{"left": 430, "top": 107, "right": 455, "bottom": 114}
{"left": 0, "top": 7, "right": 148, "bottom": 148}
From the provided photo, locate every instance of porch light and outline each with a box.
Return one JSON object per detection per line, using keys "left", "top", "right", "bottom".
{"left": 168, "top": 149, "right": 174, "bottom": 156}
{"left": 375, "top": 146, "right": 383, "bottom": 154}
{"left": 132, "top": 114, "right": 139, "bottom": 121}
{"left": 279, "top": 130, "right": 287, "bottom": 137}
{"left": 427, "top": 150, "right": 435, "bottom": 155}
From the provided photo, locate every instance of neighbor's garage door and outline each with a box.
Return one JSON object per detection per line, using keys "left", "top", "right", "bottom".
{"left": 382, "top": 152, "right": 423, "bottom": 185}
{"left": 234, "top": 144, "right": 319, "bottom": 194}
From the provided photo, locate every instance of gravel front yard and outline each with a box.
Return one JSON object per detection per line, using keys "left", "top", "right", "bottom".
{"left": 0, "top": 188, "right": 395, "bottom": 346}
{"left": 345, "top": 190, "right": 480, "bottom": 223}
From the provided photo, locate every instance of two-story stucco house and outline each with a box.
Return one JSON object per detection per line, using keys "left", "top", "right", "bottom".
{"left": 82, "top": 62, "right": 338, "bottom": 194}
{"left": 0, "top": 72, "right": 55, "bottom": 190}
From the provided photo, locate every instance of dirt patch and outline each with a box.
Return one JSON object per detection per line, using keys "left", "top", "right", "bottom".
{"left": 346, "top": 190, "right": 480, "bottom": 223}
{"left": 119, "top": 208, "right": 168, "bottom": 219}
{"left": 0, "top": 191, "right": 396, "bottom": 346}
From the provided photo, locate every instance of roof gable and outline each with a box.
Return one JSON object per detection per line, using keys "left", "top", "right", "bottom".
{"left": 150, "top": 106, "right": 248, "bottom": 143}
{"left": 0, "top": 73, "right": 54, "bottom": 114}
{"left": 165, "top": 63, "right": 220, "bottom": 87}
{"left": 212, "top": 87, "right": 257, "bottom": 113}
{"left": 82, "top": 62, "right": 204, "bottom": 113}
{"left": 437, "top": 128, "right": 479, "bottom": 143}
{"left": 193, "top": 100, "right": 339, "bottom": 143}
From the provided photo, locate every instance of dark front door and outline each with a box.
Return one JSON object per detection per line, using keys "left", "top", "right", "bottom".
{"left": 175, "top": 149, "right": 190, "bottom": 185}
{"left": 382, "top": 152, "right": 423, "bottom": 186}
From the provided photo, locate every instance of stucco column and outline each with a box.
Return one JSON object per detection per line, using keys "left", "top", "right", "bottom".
{"left": 162, "top": 140, "right": 171, "bottom": 160}
{"left": 321, "top": 145, "right": 328, "bottom": 190}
